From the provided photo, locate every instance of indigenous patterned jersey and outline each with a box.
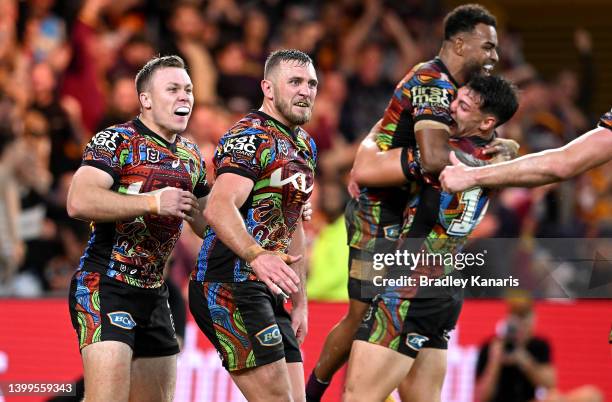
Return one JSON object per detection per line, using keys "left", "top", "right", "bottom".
{"left": 598, "top": 108, "right": 612, "bottom": 130}
{"left": 393, "top": 136, "right": 493, "bottom": 299}
{"left": 78, "top": 118, "right": 209, "bottom": 288}
{"left": 193, "top": 111, "right": 317, "bottom": 282}
{"left": 347, "top": 58, "right": 458, "bottom": 252}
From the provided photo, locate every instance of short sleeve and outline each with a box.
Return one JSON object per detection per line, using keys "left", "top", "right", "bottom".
{"left": 81, "top": 129, "right": 128, "bottom": 182}
{"left": 411, "top": 73, "right": 455, "bottom": 130}
{"left": 192, "top": 144, "right": 210, "bottom": 199}
{"left": 597, "top": 108, "right": 612, "bottom": 130}
{"left": 214, "top": 131, "right": 273, "bottom": 181}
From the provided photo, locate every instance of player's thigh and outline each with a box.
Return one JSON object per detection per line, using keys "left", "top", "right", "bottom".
{"left": 129, "top": 355, "right": 177, "bottom": 402}
{"left": 287, "top": 362, "right": 306, "bottom": 402}
{"left": 230, "top": 358, "right": 293, "bottom": 402}
{"left": 398, "top": 348, "right": 447, "bottom": 402}
{"left": 81, "top": 341, "right": 133, "bottom": 402}
{"left": 344, "top": 340, "right": 415, "bottom": 402}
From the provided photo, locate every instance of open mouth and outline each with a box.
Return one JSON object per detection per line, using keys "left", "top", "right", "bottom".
{"left": 483, "top": 64, "right": 494, "bottom": 74}
{"left": 174, "top": 106, "right": 191, "bottom": 116}
{"left": 294, "top": 101, "right": 310, "bottom": 108}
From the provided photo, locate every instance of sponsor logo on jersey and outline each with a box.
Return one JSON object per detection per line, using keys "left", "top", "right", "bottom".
{"left": 255, "top": 324, "right": 283, "bottom": 346}
{"left": 411, "top": 86, "right": 452, "bottom": 108}
{"left": 406, "top": 333, "right": 429, "bottom": 351}
{"left": 270, "top": 168, "right": 313, "bottom": 193}
{"left": 107, "top": 311, "right": 137, "bottom": 330}
{"left": 222, "top": 136, "right": 263, "bottom": 157}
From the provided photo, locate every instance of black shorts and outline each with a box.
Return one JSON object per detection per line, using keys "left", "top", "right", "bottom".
{"left": 189, "top": 280, "right": 302, "bottom": 372}
{"left": 348, "top": 247, "right": 385, "bottom": 303}
{"left": 356, "top": 295, "right": 463, "bottom": 359}
{"left": 68, "top": 271, "right": 179, "bottom": 357}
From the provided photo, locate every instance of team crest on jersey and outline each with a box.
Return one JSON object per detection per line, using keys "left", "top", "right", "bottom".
{"left": 147, "top": 148, "right": 161, "bottom": 163}
{"left": 255, "top": 324, "right": 283, "bottom": 346}
{"left": 107, "top": 311, "right": 137, "bottom": 330}
{"left": 383, "top": 224, "right": 401, "bottom": 240}
{"left": 406, "top": 333, "right": 429, "bottom": 351}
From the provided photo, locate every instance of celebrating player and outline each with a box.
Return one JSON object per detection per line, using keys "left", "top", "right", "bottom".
{"left": 344, "top": 75, "right": 519, "bottom": 402}
{"left": 190, "top": 49, "right": 317, "bottom": 402}
{"left": 306, "top": 5, "right": 516, "bottom": 402}
{"left": 67, "top": 55, "right": 209, "bottom": 402}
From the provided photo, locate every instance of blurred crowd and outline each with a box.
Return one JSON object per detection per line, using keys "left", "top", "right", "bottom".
{"left": 0, "top": 0, "right": 609, "bottom": 298}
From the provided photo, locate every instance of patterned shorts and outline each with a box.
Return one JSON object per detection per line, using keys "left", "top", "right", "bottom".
{"left": 68, "top": 270, "right": 179, "bottom": 357}
{"left": 189, "top": 280, "right": 301, "bottom": 371}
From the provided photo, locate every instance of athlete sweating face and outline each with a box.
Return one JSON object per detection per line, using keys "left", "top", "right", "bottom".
{"left": 261, "top": 50, "right": 318, "bottom": 128}
{"left": 135, "top": 56, "right": 194, "bottom": 138}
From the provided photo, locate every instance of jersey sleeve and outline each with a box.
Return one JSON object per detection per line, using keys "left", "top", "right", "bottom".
{"left": 597, "top": 108, "right": 612, "bottom": 130}
{"left": 214, "top": 130, "right": 273, "bottom": 181}
{"left": 410, "top": 73, "right": 455, "bottom": 131}
{"left": 376, "top": 71, "right": 455, "bottom": 150}
{"left": 192, "top": 144, "right": 210, "bottom": 199}
{"left": 81, "top": 128, "right": 129, "bottom": 182}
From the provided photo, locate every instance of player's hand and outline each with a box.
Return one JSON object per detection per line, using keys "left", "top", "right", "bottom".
{"left": 147, "top": 187, "right": 199, "bottom": 222}
{"left": 347, "top": 170, "right": 360, "bottom": 199}
{"left": 482, "top": 138, "right": 520, "bottom": 163}
{"left": 302, "top": 201, "right": 313, "bottom": 221}
{"left": 439, "top": 151, "right": 476, "bottom": 193}
{"left": 250, "top": 253, "right": 301, "bottom": 297}
{"left": 291, "top": 304, "right": 308, "bottom": 344}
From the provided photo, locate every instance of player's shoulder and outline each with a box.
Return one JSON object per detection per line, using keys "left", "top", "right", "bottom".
{"left": 99, "top": 120, "right": 138, "bottom": 139}
{"left": 176, "top": 135, "right": 203, "bottom": 156}
{"left": 296, "top": 127, "right": 317, "bottom": 156}
{"left": 88, "top": 121, "right": 136, "bottom": 151}
{"left": 409, "top": 58, "right": 457, "bottom": 87}
{"left": 222, "top": 112, "right": 272, "bottom": 142}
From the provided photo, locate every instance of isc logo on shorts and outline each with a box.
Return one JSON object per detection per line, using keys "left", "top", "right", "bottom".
{"left": 406, "top": 333, "right": 429, "bottom": 351}
{"left": 255, "top": 324, "right": 282, "bottom": 346}
{"left": 107, "top": 311, "right": 137, "bottom": 330}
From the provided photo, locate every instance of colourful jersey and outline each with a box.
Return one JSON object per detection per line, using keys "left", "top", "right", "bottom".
{"left": 598, "top": 108, "right": 612, "bottom": 130}
{"left": 393, "top": 136, "right": 493, "bottom": 298}
{"left": 78, "top": 118, "right": 209, "bottom": 288}
{"left": 347, "top": 58, "right": 458, "bottom": 252}
{"left": 193, "top": 111, "right": 317, "bottom": 282}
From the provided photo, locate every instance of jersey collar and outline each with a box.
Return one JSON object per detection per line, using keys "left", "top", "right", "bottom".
{"left": 133, "top": 117, "right": 178, "bottom": 152}
{"left": 253, "top": 110, "right": 299, "bottom": 140}
{"left": 434, "top": 57, "right": 460, "bottom": 89}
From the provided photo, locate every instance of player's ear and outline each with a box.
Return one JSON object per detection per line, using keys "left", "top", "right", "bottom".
{"left": 261, "top": 79, "right": 274, "bottom": 100}
{"left": 454, "top": 36, "right": 465, "bottom": 56}
{"left": 480, "top": 116, "right": 496, "bottom": 132}
{"left": 140, "top": 92, "right": 152, "bottom": 109}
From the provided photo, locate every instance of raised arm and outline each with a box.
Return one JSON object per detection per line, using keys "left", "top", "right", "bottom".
{"left": 440, "top": 126, "right": 612, "bottom": 192}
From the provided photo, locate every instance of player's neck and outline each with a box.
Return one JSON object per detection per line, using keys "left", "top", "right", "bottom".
{"left": 138, "top": 113, "right": 177, "bottom": 143}
{"left": 438, "top": 47, "right": 469, "bottom": 86}
{"left": 259, "top": 103, "right": 297, "bottom": 131}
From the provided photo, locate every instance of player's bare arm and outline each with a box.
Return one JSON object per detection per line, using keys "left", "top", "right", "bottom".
{"left": 287, "top": 220, "right": 308, "bottom": 344}
{"left": 203, "top": 172, "right": 301, "bottom": 296}
{"left": 67, "top": 165, "right": 199, "bottom": 222}
{"left": 351, "top": 119, "right": 408, "bottom": 187}
{"left": 440, "top": 126, "right": 612, "bottom": 192}
{"left": 415, "top": 127, "right": 452, "bottom": 174}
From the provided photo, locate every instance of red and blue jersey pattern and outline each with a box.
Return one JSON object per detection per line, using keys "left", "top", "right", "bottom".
{"left": 193, "top": 111, "right": 317, "bottom": 282}
{"left": 78, "top": 118, "right": 209, "bottom": 288}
